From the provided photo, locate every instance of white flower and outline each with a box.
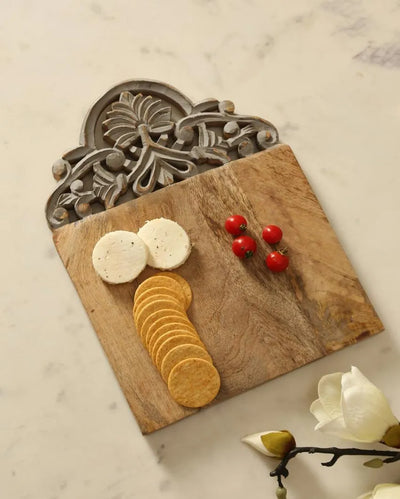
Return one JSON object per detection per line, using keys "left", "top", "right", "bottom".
{"left": 310, "top": 366, "right": 398, "bottom": 443}
{"left": 358, "top": 483, "right": 400, "bottom": 499}
{"left": 241, "top": 430, "right": 296, "bottom": 458}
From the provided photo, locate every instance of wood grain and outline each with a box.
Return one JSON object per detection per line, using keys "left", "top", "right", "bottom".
{"left": 53, "top": 145, "right": 383, "bottom": 433}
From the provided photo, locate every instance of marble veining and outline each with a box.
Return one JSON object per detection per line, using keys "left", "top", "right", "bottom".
{"left": 1, "top": 1, "right": 400, "bottom": 498}
{"left": 354, "top": 42, "right": 400, "bottom": 68}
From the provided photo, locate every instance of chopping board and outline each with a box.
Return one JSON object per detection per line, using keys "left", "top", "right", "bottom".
{"left": 53, "top": 144, "right": 383, "bottom": 434}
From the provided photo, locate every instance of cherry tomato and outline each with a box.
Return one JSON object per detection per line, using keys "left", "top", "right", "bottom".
{"left": 262, "top": 225, "right": 283, "bottom": 244}
{"left": 232, "top": 236, "right": 257, "bottom": 259}
{"left": 225, "top": 215, "right": 248, "bottom": 236}
{"left": 266, "top": 250, "right": 289, "bottom": 272}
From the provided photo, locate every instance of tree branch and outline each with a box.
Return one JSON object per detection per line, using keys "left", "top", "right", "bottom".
{"left": 270, "top": 446, "right": 400, "bottom": 486}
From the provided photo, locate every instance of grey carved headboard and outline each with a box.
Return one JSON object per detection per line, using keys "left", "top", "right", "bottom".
{"left": 46, "top": 79, "right": 279, "bottom": 229}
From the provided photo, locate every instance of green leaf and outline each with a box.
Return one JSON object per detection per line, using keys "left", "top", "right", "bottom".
{"left": 363, "top": 458, "right": 384, "bottom": 468}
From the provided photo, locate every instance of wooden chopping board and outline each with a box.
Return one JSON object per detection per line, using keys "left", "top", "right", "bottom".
{"left": 53, "top": 144, "right": 383, "bottom": 434}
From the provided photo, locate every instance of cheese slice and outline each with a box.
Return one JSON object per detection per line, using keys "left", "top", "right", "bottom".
{"left": 92, "top": 230, "right": 148, "bottom": 284}
{"left": 137, "top": 218, "right": 191, "bottom": 270}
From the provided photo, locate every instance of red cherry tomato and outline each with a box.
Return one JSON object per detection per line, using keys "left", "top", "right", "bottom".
{"left": 262, "top": 225, "right": 283, "bottom": 244}
{"left": 225, "top": 215, "right": 248, "bottom": 236}
{"left": 232, "top": 236, "right": 257, "bottom": 259}
{"left": 266, "top": 250, "right": 289, "bottom": 272}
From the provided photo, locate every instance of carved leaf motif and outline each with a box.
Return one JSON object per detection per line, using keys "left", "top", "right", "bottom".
{"left": 198, "top": 123, "right": 212, "bottom": 148}
{"left": 103, "top": 92, "right": 174, "bottom": 149}
{"left": 93, "top": 163, "right": 128, "bottom": 209}
{"left": 131, "top": 139, "right": 197, "bottom": 196}
{"left": 157, "top": 168, "right": 174, "bottom": 186}
{"left": 192, "top": 123, "right": 229, "bottom": 165}
{"left": 58, "top": 192, "right": 79, "bottom": 208}
{"left": 191, "top": 146, "right": 230, "bottom": 165}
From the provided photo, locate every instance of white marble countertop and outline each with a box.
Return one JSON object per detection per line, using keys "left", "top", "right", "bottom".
{"left": 1, "top": 1, "right": 400, "bottom": 498}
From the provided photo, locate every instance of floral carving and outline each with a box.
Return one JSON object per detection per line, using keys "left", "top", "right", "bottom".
{"left": 103, "top": 91, "right": 174, "bottom": 148}
{"left": 46, "top": 80, "right": 279, "bottom": 229}
{"left": 92, "top": 164, "right": 128, "bottom": 209}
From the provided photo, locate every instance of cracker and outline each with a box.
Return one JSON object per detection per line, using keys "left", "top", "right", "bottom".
{"left": 134, "top": 276, "right": 186, "bottom": 304}
{"left": 134, "top": 294, "right": 181, "bottom": 320}
{"left": 139, "top": 309, "right": 187, "bottom": 343}
{"left": 147, "top": 321, "right": 196, "bottom": 352}
{"left": 161, "top": 344, "right": 212, "bottom": 382}
{"left": 134, "top": 295, "right": 182, "bottom": 340}
{"left": 151, "top": 329, "right": 201, "bottom": 364}
{"left": 154, "top": 334, "right": 204, "bottom": 370}
{"left": 133, "top": 286, "right": 184, "bottom": 315}
{"left": 135, "top": 299, "right": 184, "bottom": 335}
{"left": 167, "top": 358, "right": 220, "bottom": 408}
{"left": 154, "top": 272, "right": 192, "bottom": 309}
{"left": 143, "top": 315, "right": 193, "bottom": 347}
{"left": 143, "top": 313, "right": 195, "bottom": 348}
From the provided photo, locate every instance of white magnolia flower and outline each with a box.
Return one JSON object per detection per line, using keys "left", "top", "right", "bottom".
{"left": 358, "top": 483, "right": 400, "bottom": 499}
{"left": 310, "top": 366, "right": 398, "bottom": 443}
{"left": 241, "top": 430, "right": 296, "bottom": 458}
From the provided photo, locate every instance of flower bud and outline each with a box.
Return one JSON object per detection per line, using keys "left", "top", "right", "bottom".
{"left": 261, "top": 431, "right": 296, "bottom": 458}
{"left": 381, "top": 424, "right": 400, "bottom": 448}
{"left": 275, "top": 486, "right": 287, "bottom": 498}
{"left": 241, "top": 430, "right": 296, "bottom": 458}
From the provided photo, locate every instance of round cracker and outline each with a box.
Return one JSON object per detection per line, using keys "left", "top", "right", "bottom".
{"left": 150, "top": 327, "right": 200, "bottom": 361}
{"left": 161, "top": 344, "right": 212, "bottom": 382}
{"left": 143, "top": 314, "right": 193, "bottom": 348}
{"left": 147, "top": 320, "right": 196, "bottom": 351}
{"left": 168, "top": 358, "right": 220, "bottom": 408}
{"left": 154, "top": 333, "right": 204, "bottom": 370}
{"left": 134, "top": 293, "right": 182, "bottom": 320}
{"left": 139, "top": 309, "right": 188, "bottom": 343}
{"left": 135, "top": 299, "right": 184, "bottom": 335}
{"left": 154, "top": 272, "right": 192, "bottom": 309}
{"left": 134, "top": 294, "right": 182, "bottom": 340}
{"left": 134, "top": 276, "right": 186, "bottom": 304}
{"left": 133, "top": 286, "right": 184, "bottom": 315}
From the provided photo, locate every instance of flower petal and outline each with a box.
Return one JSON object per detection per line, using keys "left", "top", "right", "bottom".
{"left": 310, "top": 399, "right": 332, "bottom": 426}
{"left": 315, "top": 414, "right": 362, "bottom": 441}
{"left": 317, "top": 372, "right": 343, "bottom": 419}
{"left": 114, "top": 131, "right": 139, "bottom": 149}
{"left": 373, "top": 483, "right": 400, "bottom": 499}
{"left": 357, "top": 492, "right": 373, "bottom": 499}
{"left": 104, "top": 125, "right": 136, "bottom": 142}
{"left": 149, "top": 122, "right": 175, "bottom": 134}
{"left": 341, "top": 367, "right": 398, "bottom": 442}
{"left": 241, "top": 432, "right": 278, "bottom": 457}
{"left": 120, "top": 91, "right": 134, "bottom": 106}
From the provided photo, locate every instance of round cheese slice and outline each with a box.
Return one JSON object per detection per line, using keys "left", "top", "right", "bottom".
{"left": 137, "top": 218, "right": 191, "bottom": 270}
{"left": 92, "top": 230, "right": 148, "bottom": 284}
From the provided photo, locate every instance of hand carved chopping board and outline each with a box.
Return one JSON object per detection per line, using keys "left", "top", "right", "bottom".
{"left": 53, "top": 144, "right": 383, "bottom": 434}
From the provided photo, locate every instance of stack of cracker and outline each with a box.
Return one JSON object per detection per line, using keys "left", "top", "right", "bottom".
{"left": 133, "top": 272, "right": 220, "bottom": 408}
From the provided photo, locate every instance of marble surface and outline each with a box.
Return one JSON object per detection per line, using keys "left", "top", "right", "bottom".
{"left": 1, "top": 1, "right": 400, "bottom": 498}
